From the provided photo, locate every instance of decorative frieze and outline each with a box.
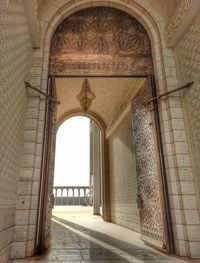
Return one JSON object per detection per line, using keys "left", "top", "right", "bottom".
{"left": 50, "top": 58, "right": 153, "bottom": 76}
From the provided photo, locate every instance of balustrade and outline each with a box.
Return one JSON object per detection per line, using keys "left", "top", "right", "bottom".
{"left": 53, "top": 186, "right": 91, "bottom": 206}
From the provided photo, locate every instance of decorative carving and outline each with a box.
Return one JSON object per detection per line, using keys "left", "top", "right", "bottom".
{"left": 50, "top": 7, "right": 152, "bottom": 75}
{"left": 45, "top": 96, "right": 57, "bottom": 240}
{"left": 50, "top": 58, "right": 153, "bottom": 76}
{"left": 37, "top": 0, "right": 51, "bottom": 10}
{"left": 132, "top": 80, "right": 166, "bottom": 248}
{"left": 33, "top": 0, "right": 38, "bottom": 16}
{"left": 165, "top": 0, "right": 193, "bottom": 43}
{"left": 45, "top": 119, "right": 56, "bottom": 239}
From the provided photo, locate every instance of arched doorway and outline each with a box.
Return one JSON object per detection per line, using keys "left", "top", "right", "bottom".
{"left": 53, "top": 117, "right": 91, "bottom": 207}
{"left": 53, "top": 116, "right": 103, "bottom": 214}
{"left": 36, "top": 6, "right": 173, "bottom": 256}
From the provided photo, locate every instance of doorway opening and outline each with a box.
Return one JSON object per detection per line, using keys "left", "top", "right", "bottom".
{"left": 53, "top": 116, "right": 103, "bottom": 215}
{"left": 36, "top": 6, "right": 173, "bottom": 256}
{"left": 53, "top": 116, "right": 90, "bottom": 207}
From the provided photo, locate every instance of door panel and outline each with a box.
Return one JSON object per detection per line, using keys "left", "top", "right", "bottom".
{"left": 44, "top": 98, "right": 57, "bottom": 247}
{"left": 36, "top": 76, "right": 57, "bottom": 254}
{"left": 132, "top": 78, "right": 167, "bottom": 250}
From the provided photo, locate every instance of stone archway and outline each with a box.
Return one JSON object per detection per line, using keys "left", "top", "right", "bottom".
{"left": 12, "top": 1, "right": 199, "bottom": 260}
{"left": 55, "top": 115, "right": 104, "bottom": 215}
{"left": 57, "top": 110, "right": 109, "bottom": 221}
{"left": 35, "top": 6, "right": 173, "bottom": 255}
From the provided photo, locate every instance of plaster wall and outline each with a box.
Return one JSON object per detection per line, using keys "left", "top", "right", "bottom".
{"left": 0, "top": 1, "right": 32, "bottom": 262}
{"left": 108, "top": 110, "right": 140, "bottom": 232}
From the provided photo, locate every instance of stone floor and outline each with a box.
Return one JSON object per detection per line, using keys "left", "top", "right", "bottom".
{"left": 12, "top": 206, "right": 194, "bottom": 263}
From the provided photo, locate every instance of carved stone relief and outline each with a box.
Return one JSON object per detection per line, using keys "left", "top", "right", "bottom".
{"left": 165, "top": 0, "right": 193, "bottom": 43}
{"left": 45, "top": 116, "right": 57, "bottom": 241}
{"left": 44, "top": 93, "right": 57, "bottom": 244}
{"left": 50, "top": 7, "right": 153, "bottom": 76}
{"left": 132, "top": 80, "right": 166, "bottom": 248}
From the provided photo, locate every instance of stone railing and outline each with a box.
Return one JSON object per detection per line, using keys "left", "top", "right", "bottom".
{"left": 53, "top": 186, "right": 92, "bottom": 206}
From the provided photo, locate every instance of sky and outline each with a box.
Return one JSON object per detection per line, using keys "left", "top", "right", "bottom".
{"left": 54, "top": 116, "right": 90, "bottom": 186}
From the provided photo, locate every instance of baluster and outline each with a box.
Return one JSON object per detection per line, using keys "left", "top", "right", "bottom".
{"left": 78, "top": 188, "right": 80, "bottom": 205}
{"left": 73, "top": 188, "right": 75, "bottom": 205}
{"left": 56, "top": 188, "right": 58, "bottom": 205}
{"left": 66, "top": 188, "right": 69, "bottom": 205}
{"left": 84, "top": 188, "right": 86, "bottom": 205}
{"left": 61, "top": 189, "right": 63, "bottom": 205}
{"left": 55, "top": 189, "right": 58, "bottom": 205}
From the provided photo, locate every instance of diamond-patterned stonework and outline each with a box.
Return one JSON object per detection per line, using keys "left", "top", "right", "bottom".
{"left": 0, "top": 1, "right": 32, "bottom": 262}
{"left": 175, "top": 13, "right": 200, "bottom": 206}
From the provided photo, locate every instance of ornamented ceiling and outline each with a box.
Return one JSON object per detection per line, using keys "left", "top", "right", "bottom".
{"left": 50, "top": 7, "right": 152, "bottom": 76}
{"left": 56, "top": 77, "right": 145, "bottom": 128}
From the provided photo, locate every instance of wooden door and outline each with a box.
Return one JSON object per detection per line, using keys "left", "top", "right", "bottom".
{"left": 132, "top": 78, "right": 171, "bottom": 251}
{"left": 36, "top": 76, "right": 57, "bottom": 254}
{"left": 44, "top": 80, "right": 57, "bottom": 248}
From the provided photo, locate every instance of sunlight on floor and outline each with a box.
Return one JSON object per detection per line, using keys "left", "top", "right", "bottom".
{"left": 12, "top": 206, "right": 192, "bottom": 263}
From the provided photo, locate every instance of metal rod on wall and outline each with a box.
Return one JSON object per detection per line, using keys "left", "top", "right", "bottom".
{"left": 36, "top": 75, "right": 56, "bottom": 254}
{"left": 145, "top": 82, "right": 194, "bottom": 104}
{"left": 24, "top": 81, "right": 60, "bottom": 104}
{"left": 150, "top": 76, "right": 175, "bottom": 254}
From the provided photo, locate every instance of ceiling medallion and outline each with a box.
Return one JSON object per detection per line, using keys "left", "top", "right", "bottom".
{"left": 76, "top": 79, "right": 96, "bottom": 111}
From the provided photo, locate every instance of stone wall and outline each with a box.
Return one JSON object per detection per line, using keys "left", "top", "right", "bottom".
{"left": 174, "top": 12, "right": 200, "bottom": 257}
{"left": 108, "top": 110, "right": 140, "bottom": 232}
{"left": 1, "top": 0, "right": 199, "bottom": 260}
{"left": 10, "top": 54, "right": 46, "bottom": 258}
{"left": 0, "top": 1, "right": 32, "bottom": 262}
{"left": 36, "top": 1, "right": 200, "bottom": 256}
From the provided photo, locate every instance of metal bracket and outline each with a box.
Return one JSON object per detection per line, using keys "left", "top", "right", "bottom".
{"left": 145, "top": 82, "right": 194, "bottom": 104}
{"left": 24, "top": 81, "right": 60, "bottom": 104}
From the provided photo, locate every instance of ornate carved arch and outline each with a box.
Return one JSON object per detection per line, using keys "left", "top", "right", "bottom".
{"left": 50, "top": 7, "right": 153, "bottom": 76}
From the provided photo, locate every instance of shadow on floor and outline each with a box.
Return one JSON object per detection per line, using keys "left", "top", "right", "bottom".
{"left": 49, "top": 215, "right": 183, "bottom": 262}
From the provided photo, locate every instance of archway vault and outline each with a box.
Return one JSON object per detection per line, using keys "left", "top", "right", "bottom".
{"left": 9, "top": 0, "right": 198, "bottom": 261}
{"left": 41, "top": 5, "right": 172, "bottom": 254}
{"left": 27, "top": 0, "right": 193, "bottom": 259}
{"left": 55, "top": 77, "right": 146, "bottom": 133}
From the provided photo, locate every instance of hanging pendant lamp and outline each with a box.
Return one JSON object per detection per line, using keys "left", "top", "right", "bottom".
{"left": 76, "top": 79, "right": 96, "bottom": 111}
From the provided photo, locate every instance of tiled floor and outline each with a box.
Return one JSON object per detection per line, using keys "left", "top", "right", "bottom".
{"left": 12, "top": 206, "right": 191, "bottom": 263}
